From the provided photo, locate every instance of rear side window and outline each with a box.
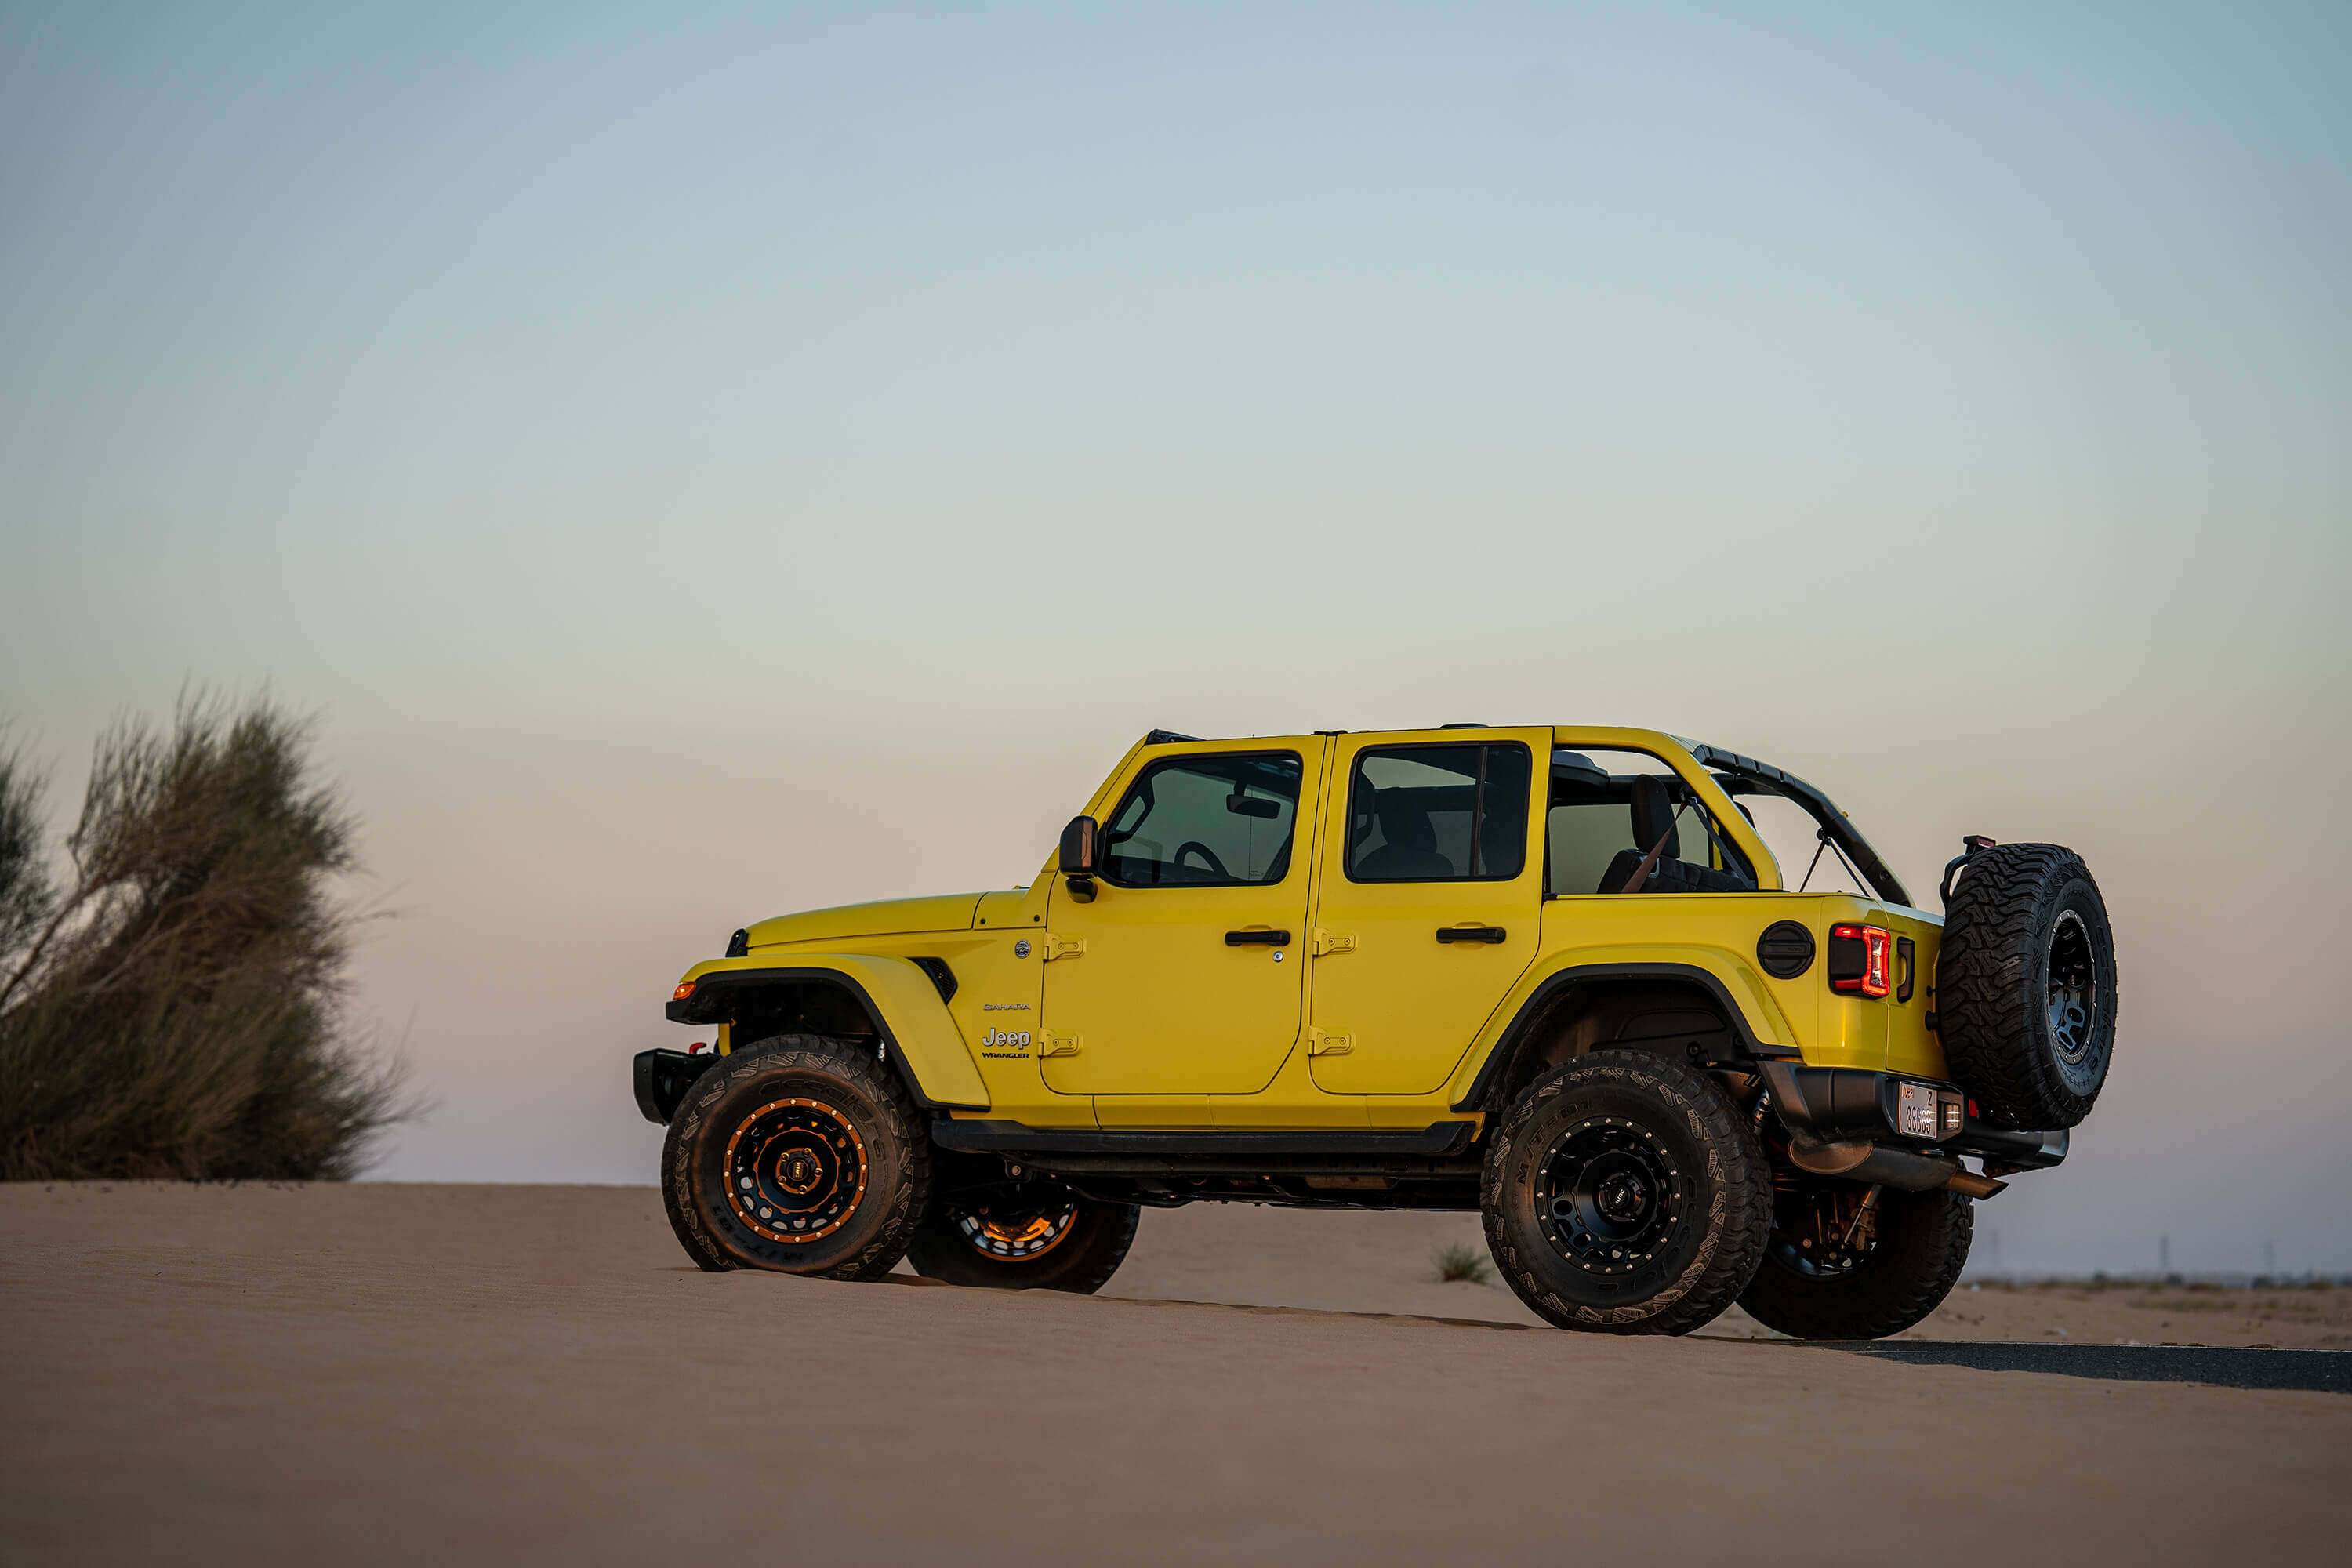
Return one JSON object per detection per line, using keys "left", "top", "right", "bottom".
{"left": 1100, "top": 751, "right": 1303, "bottom": 887}
{"left": 1346, "top": 743, "right": 1532, "bottom": 883}
{"left": 1548, "top": 747, "right": 1755, "bottom": 895}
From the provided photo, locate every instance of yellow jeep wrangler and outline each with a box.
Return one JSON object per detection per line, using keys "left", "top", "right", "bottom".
{"left": 641, "top": 726, "right": 2114, "bottom": 1338}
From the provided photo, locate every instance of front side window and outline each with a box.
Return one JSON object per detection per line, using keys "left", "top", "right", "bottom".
{"left": 1346, "top": 743, "right": 1532, "bottom": 883}
{"left": 1100, "top": 751, "right": 1303, "bottom": 887}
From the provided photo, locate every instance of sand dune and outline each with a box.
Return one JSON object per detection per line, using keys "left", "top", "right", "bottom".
{"left": 5, "top": 1183, "right": 2347, "bottom": 1564}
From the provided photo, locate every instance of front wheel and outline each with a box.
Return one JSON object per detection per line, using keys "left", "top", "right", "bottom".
{"left": 660, "top": 1034, "right": 931, "bottom": 1279}
{"left": 1481, "top": 1050, "right": 1773, "bottom": 1336}
{"left": 906, "top": 1181, "right": 1140, "bottom": 1294}
{"left": 1737, "top": 1181, "right": 1973, "bottom": 1340}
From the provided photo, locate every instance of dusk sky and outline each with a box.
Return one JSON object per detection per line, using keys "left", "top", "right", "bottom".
{"left": 4, "top": 2, "right": 2347, "bottom": 1272}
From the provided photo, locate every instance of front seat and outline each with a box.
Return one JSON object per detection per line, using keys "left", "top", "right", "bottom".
{"left": 1356, "top": 790, "right": 1454, "bottom": 879}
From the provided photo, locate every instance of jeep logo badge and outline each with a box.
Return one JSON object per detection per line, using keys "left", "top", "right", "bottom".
{"left": 979, "top": 1027, "right": 1033, "bottom": 1059}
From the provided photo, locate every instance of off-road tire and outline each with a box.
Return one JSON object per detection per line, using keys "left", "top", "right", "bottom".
{"left": 1936, "top": 843, "right": 2118, "bottom": 1130}
{"left": 906, "top": 1192, "right": 1141, "bottom": 1294}
{"left": 1482, "top": 1050, "right": 1772, "bottom": 1336}
{"left": 660, "top": 1034, "right": 931, "bottom": 1279}
{"left": 1738, "top": 1185, "right": 1974, "bottom": 1340}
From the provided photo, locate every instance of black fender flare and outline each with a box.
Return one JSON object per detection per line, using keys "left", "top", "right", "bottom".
{"left": 1450, "top": 961, "right": 1795, "bottom": 1113}
{"left": 665, "top": 964, "right": 986, "bottom": 1111}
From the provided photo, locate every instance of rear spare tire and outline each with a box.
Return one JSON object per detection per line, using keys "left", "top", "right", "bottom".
{"left": 1936, "top": 843, "right": 2117, "bottom": 1130}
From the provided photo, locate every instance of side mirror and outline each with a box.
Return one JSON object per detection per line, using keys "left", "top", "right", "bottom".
{"left": 1058, "top": 816, "right": 1100, "bottom": 877}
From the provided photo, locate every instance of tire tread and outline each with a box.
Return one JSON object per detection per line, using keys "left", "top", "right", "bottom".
{"left": 1936, "top": 843, "right": 2114, "bottom": 1130}
{"left": 659, "top": 1033, "right": 931, "bottom": 1279}
{"left": 1480, "top": 1050, "right": 1771, "bottom": 1336}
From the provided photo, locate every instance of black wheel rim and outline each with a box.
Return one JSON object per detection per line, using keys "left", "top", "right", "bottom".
{"left": 1535, "top": 1115, "right": 1684, "bottom": 1276}
{"left": 723, "top": 1097, "right": 868, "bottom": 1244}
{"left": 951, "top": 1200, "right": 1079, "bottom": 1261}
{"left": 2047, "top": 910, "right": 2097, "bottom": 1069}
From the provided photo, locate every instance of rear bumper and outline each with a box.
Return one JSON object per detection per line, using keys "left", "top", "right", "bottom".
{"left": 1759, "top": 1062, "right": 2069, "bottom": 1174}
{"left": 633, "top": 1048, "right": 718, "bottom": 1125}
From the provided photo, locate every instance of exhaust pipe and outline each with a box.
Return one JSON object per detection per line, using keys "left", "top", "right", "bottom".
{"left": 1944, "top": 1168, "right": 2008, "bottom": 1200}
{"left": 1788, "top": 1137, "right": 2008, "bottom": 1199}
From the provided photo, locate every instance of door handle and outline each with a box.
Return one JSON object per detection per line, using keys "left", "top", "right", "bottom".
{"left": 1225, "top": 928, "right": 1293, "bottom": 947}
{"left": 1436, "top": 925, "right": 1508, "bottom": 944}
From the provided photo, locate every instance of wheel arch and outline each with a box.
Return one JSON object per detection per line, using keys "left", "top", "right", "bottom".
{"left": 666, "top": 955, "right": 991, "bottom": 1112}
{"left": 1449, "top": 961, "right": 1794, "bottom": 1114}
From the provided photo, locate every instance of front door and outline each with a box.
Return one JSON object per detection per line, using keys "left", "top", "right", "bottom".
{"left": 1306, "top": 731, "right": 1547, "bottom": 1095}
{"left": 1040, "top": 740, "right": 1323, "bottom": 1096}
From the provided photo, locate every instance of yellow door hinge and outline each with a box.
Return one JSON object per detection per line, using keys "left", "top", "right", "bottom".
{"left": 1038, "top": 1032, "right": 1082, "bottom": 1058}
{"left": 1311, "top": 928, "right": 1358, "bottom": 956}
{"left": 1041, "top": 933, "right": 1087, "bottom": 960}
{"left": 1307, "top": 1027, "right": 1354, "bottom": 1056}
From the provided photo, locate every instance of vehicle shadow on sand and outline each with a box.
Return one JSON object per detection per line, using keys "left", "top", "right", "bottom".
{"left": 871, "top": 1275, "right": 2352, "bottom": 1390}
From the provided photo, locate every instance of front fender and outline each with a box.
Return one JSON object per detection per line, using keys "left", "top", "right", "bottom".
{"left": 667, "top": 953, "right": 991, "bottom": 1111}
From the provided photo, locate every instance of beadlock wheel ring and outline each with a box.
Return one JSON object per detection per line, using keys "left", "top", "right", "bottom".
{"left": 1535, "top": 1114, "right": 1685, "bottom": 1277}
{"left": 722, "top": 1097, "right": 869, "bottom": 1244}
{"left": 952, "top": 1202, "right": 1079, "bottom": 1261}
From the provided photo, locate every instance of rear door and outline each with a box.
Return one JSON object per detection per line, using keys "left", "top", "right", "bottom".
{"left": 1305, "top": 730, "right": 1547, "bottom": 1095}
{"left": 1040, "top": 739, "right": 1324, "bottom": 1096}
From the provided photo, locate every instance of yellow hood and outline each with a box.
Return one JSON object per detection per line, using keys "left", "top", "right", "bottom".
{"left": 743, "top": 893, "right": 989, "bottom": 949}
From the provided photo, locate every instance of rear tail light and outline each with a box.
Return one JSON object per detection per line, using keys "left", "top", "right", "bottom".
{"left": 1828, "top": 924, "right": 1893, "bottom": 998}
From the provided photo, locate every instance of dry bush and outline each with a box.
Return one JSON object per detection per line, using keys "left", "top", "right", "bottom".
{"left": 0, "top": 698, "right": 407, "bottom": 1180}
{"left": 1434, "top": 1240, "right": 1494, "bottom": 1283}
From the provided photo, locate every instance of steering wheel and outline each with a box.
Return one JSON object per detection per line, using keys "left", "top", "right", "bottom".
{"left": 1171, "top": 841, "right": 1232, "bottom": 880}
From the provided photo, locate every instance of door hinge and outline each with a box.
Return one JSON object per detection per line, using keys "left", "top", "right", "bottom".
{"left": 1037, "top": 1032, "right": 1082, "bottom": 1058}
{"left": 1041, "top": 933, "right": 1087, "bottom": 961}
{"left": 1307, "top": 1027, "right": 1354, "bottom": 1056}
{"left": 1311, "top": 928, "right": 1358, "bottom": 956}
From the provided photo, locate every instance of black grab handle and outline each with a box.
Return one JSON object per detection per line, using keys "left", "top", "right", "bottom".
{"left": 1224, "top": 929, "right": 1292, "bottom": 946}
{"left": 1436, "top": 926, "right": 1508, "bottom": 944}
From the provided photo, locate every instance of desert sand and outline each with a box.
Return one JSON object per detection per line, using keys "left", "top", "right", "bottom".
{"left": 5, "top": 1182, "right": 2347, "bottom": 1564}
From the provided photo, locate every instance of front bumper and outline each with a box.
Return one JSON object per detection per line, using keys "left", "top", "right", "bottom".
{"left": 1758, "top": 1062, "right": 2069, "bottom": 1175}
{"left": 633, "top": 1048, "right": 718, "bottom": 1125}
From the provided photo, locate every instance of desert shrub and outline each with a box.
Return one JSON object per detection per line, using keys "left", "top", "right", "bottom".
{"left": 1434, "top": 1240, "right": 1494, "bottom": 1283}
{"left": 0, "top": 697, "right": 405, "bottom": 1180}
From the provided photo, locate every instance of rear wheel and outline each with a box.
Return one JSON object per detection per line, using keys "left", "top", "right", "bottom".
{"left": 1737, "top": 1181, "right": 1973, "bottom": 1340}
{"left": 906, "top": 1179, "right": 1140, "bottom": 1294}
{"left": 660, "top": 1034, "right": 930, "bottom": 1279}
{"left": 1482, "top": 1050, "right": 1772, "bottom": 1335}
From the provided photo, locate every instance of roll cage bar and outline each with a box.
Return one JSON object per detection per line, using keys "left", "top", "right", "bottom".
{"left": 1136, "top": 725, "right": 1915, "bottom": 909}
{"left": 1682, "top": 742, "right": 1912, "bottom": 908}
